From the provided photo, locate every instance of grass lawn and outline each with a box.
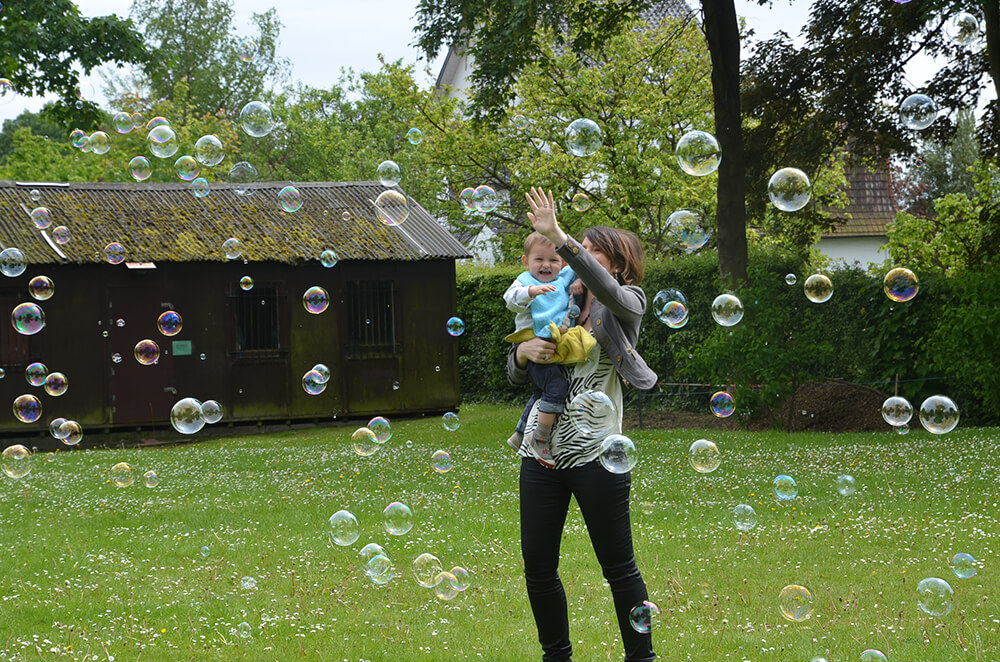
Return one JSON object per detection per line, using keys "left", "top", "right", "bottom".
{"left": 0, "top": 403, "right": 997, "bottom": 661}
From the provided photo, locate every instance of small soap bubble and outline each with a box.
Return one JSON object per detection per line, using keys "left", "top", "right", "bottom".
{"left": 431, "top": 449, "right": 452, "bottom": 473}
{"left": 0, "top": 247, "right": 26, "bottom": 277}
{"left": 365, "top": 554, "right": 395, "bottom": 584}
{"left": 803, "top": 274, "right": 833, "bottom": 303}
{"left": 946, "top": 12, "right": 979, "bottom": 46}
{"left": 157, "top": 310, "right": 183, "bottom": 336}
{"left": 836, "top": 474, "right": 856, "bottom": 496}
{"left": 239, "top": 101, "right": 274, "bottom": 137}
{"left": 450, "top": 566, "right": 470, "bottom": 591}
{"left": 0, "top": 78, "right": 15, "bottom": 104}
{"left": 568, "top": 390, "right": 617, "bottom": 435}
{"left": 228, "top": 162, "right": 258, "bottom": 196}
{"left": 883, "top": 267, "right": 918, "bottom": 302}
{"left": 773, "top": 474, "right": 798, "bottom": 500}
{"left": 598, "top": 434, "right": 636, "bottom": 474}
{"left": 59, "top": 420, "right": 83, "bottom": 445}
{"left": 278, "top": 185, "right": 302, "bottom": 212}
{"left": 30, "top": 207, "right": 51, "bottom": 229}
{"left": 367, "top": 416, "right": 391, "bottom": 442}
{"left": 459, "top": 187, "right": 477, "bottom": 212}
{"left": 143, "top": 470, "right": 159, "bottom": 487}
{"left": 406, "top": 127, "right": 423, "bottom": 145}
{"left": 919, "top": 395, "right": 959, "bottom": 434}
{"left": 341, "top": 211, "right": 353, "bottom": 220}
{"left": 628, "top": 601, "right": 660, "bottom": 634}
{"left": 666, "top": 209, "right": 712, "bottom": 252}
{"left": 104, "top": 242, "right": 125, "bottom": 265}
{"left": 112, "top": 353, "right": 122, "bottom": 363}
{"left": 1, "top": 444, "right": 31, "bottom": 479}
{"left": 52, "top": 226, "right": 70, "bottom": 245}
{"left": 711, "top": 293, "right": 743, "bottom": 326}
{"left": 200, "top": 353, "right": 206, "bottom": 360}
{"left": 112, "top": 112, "right": 133, "bottom": 134}
{"left": 320, "top": 250, "right": 338, "bottom": 267}
{"left": 43, "top": 372, "right": 68, "bottom": 397}
{"left": 778, "top": 585, "right": 814, "bottom": 621}
{"left": 383, "top": 501, "right": 414, "bottom": 536}
{"left": 237, "top": 37, "right": 257, "bottom": 62}
{"left": 446, "top": 316, "right": 465, "bottom": 336}
{"left": 49, "top": 417, "right": 68, "bottom": 439}
{"left": 733, "top": 504, "right": 758, "bottom": 531}
{"left": 28, "top": 276, "right": 54, "bottom": 301}
{"left": 565, "top": 118, "right": 603, "bottom": 157}
{"left": 881, "top": 396, "right": 913, "bottom": 426}
{"left": 412, "top": 553, "right": 444, "bottom": 588}
{"left": 128, "top": 156, "right": 152, "bottom": 181}
{"left": 653, "top": 289, "right": 689, "bottom": 327}
{"left": 433, "top": 571, "right": 460, "bottom": 600}
{"left": 570, "top": 192, "right": 592, "bottom": 212}
{"left": 170, "top": 397, "right": 205, "bottom": 434}
{"left": 374, "top": 189, "right": 409, "bottom": 225}
{"left": 303, "top": 286, "right": 329, "bottom": 314}
{"left": 312, "top": 364, "right": 331, "bottom": 384}
{"left": 768, "top": 168, "right": 811, "bottom": 212}
{"left": 239, "top": 276, "right": 254, "bottom": 291}
{"left": 393, "top": 381, "right": 401, "bottom": 390}
{"left": 193, "top": 134, "right": 224, "bottom": 166}
{"left": 351, "top": 427, "right": 379, "bottom": 456}
{"left": 900, "top": 94, "right": 938, "bottom": 130}
{"left": 25, "top": 362, "right": 48, "bottom": 386}
{"left": 237, "top": 622, "right": 252, "bottom": 639}
{"left": 442, "top": 411, "right": 460, "bottom": 431}
{"left": 950, "top": 553, "right": 977, "bottom": 579}
{"left": 302, "top": 370, "right": 327, "bottom": 395}
{"left": 916, "top": 577, "right": 954, "bottom": 617}
{"left": 111, "top": 462, "right": 134, "bottom": 487}
{"left": 710, "top": 391, "right": 734, "bottom": 418}
{"left": 12, "top": 393, "right": 41, "bottom": 423}
{"left": 134, "top": 339, "right": 160, "bottom": 365}
{"left": 88, "top": 131, "right": 111, "bottom": 155}
{"left": 675, "top": 130, "right": 721, "bottom": 176}
{"left": 689, "top": 439, "right": 721, "bottom": 473}
{"left": 201, "top": 400, "right": 224, "bottom": 424}
{"left": 329, "top": 510, "right": 360, "bottom": 546}
{"left": 11, "top": 302, "right": 46, "bottom": 335}
{"left": 174, "top": 155, "right": 199, "bottom": 181}
{"left": 513, "top": 114, "right": 528, "bottom": 129}
{"left": 240, "top": 576, "right": 257, "bottom": 590}
{"left": 147, "top": 125, "right": 179, "bottom": 158}
{"left": 377, "top": 160, "right": 402, "bottom": 187}
{"left": 200, "top": 545, "right": 211, "bottom": 557}
{"left": 475, "top": 185, "right": 499, "bottom": 212}
{"left": 860, "top": 651, "right": 888, "bottom": 662}
{"left": 785, "top": 273, "right": 797, "bottom": 285}
{"left": 223, "top": 237, "right": 242, "bottom": 260}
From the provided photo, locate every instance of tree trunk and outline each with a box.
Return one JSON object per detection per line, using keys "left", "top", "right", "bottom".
{"left": 701, "top": 0, "right": 748, "bottom": 284}
{"left": 983, "top": 0, "right": 1000, "bottom": 101}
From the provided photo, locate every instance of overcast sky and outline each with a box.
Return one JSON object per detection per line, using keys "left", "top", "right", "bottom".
{"left": 0, "top": 0, "right": 973, "bottom": 125}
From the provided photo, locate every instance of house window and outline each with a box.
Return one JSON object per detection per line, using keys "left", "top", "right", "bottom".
{"left": 0, "top": 291, "right": 31, "bottom": 367}
{"left": 234, "top": 283, "right": 281, "bottom": 358}
{"left": 346, "top": 280, "right": 396, "bottom": 357}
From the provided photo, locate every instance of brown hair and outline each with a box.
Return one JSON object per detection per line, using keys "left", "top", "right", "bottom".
{"left": 523, "top": 231, "right": 556, "bottom": 256}
{"left": 582, "top": 226, "right": 645, "bottom": 286}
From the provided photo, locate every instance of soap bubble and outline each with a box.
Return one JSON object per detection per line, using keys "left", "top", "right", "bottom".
{"left": 59, "top": 420, "right": 83, "bottom": 445}
{"left": 237, "top": 37, "right": 257, "bottom": 62}
{"left": 329, "top": 510, "right": 360, "bottom": 546}
{"left": 228, "top": 162, "right": 258, "bottom": 196}
{"left": 860, "top": 651, "right": 888, "bottom": 662}
{"left": 113, "top": 112, "right": 133, "bottom": 134}
{"left": 108, "top": 462, "right": 133, "bottom": 487}
{"left": 946, "top": 12, "right": 979, "bottom": 46}
{"left": 598, "top": 434, "right": 636, "bottom": 474}
{"left": 157, "top": 310, "right": 183, "bottom": 336}
{"left": 79, "top": 136, "right": 92, "bottom": 152}
{"left": 351, "top": 427, "right": 379, "bottom": 456}
{"left": 147, "top": 125, "right": 179, "bottom": 158}
{"left": 49, "top": 418, "right": 68, "bottom": 439}
{"left": 785, "top": 273, "right": 797, "bottom": 285}
{"left": 239, "top": 101, "right": 273, "bottom": 137}
{"left": 710, "top": 391, "right": 735, "bottom": 418}
{"left": 689, "top": 439, "right": 721, "bottom": 473}
{"left": 302, "top": 370, "right": 326, "bottom": 395}
{"left": 474, "top": 185, "right": 499, "bottom": 212}
{"left": 803, "top": 274, "right": 833, "bottom": 303}
{"left": 146, "top": 117, "right": 170, "bottom": 130}
{"left": 919, "top": 395, "right": 959, "bottom": 434}
{"left": 104, "top": 242, "right": 125, "bottom": 265}
{"left": 112, "top": 353, "right": 122, "bottom": 363}
{"left": 675, "top": 130, "right": 721, "bottom": 176}
{"left": 383, "top": 502, "right": 413, "bottom": 535}
{"left": 459, "top": 187, "right": 477, "bottom": 212}
{"left": 431, "top": 449, "right": 452, "bottom": 472}
{"left": 442, "top": 411, "right": 460, "bottom": 431}
{"left": 0, "top": 78, "right": 15, "bottom": 104}
{"left": 881, "top": 396, "right": 913, "bottom": 426}
{"left": 773, "top": 474, "right": 798, "bottom": 500}
{"left": 450, "top": 566, "right": 471, "bottom": 591}
{"left": 194, "top": 134, "right": 224, "bottom": 166}
{"left": 28, "top": 276, "right": 54, "bottom": 301}
{"left": 565, "top": 118, "right": 602, "bottom": 157}
{"left": 377, "top": 160, "right": 402, "bottom": 187}
{"left": 128, "top": 156, "right": 152, "bottom": 181}
{"left": 201, "top": 400, "right": 224, "bottom": 424}
{"left": 240, "top": 576, "right": 257, "bottom": 590}
{"left": 629, "top": 601, "right": 660, "bottom": 633}
{"left": 365, "top": 554, "right": 395, "bottom": 585}
{"left": 916, "top": 577, "right": 954, "bottom": 617}
{"left": 883, "top": 267, "right": 918, "bottom": 302}
{"left": 239, "top": 276, "right": 253, "bottom": 291}
{"left": 367, "top": 416, "right": 391, "bottom": 442}
{"left": 237, "top": 622, "right": 252, "bottom": 639}
{"left": 52, "top": 226, "right": 70, "bottom": 245}
{"left": 899, "top": 94, "right": 938, "bottom": 130}
{"left": 433, "top": 572, "right": 460, "bottom": 600}
{"left": 70, "top": 128, "right": 87, "bottom": 147}
{"left": 374, "top": 190, "right": 409, "bottom": 226}
{"left": 950, "top": 553, "right": 977, "bottom": 579}
{"left": 200, "top": 546, "right": 210, "bottom": 557}
{"left": 30, "top": 207, "right": 51, "bottom": 229}
{"left": 653, "top": 289, "right": 689, "bottom": 327}
{"left": 320, "top": 250, "right": 338, "bottom": 267}
{"left": 88, "top": 131, "right": 111, "bottom": 155}
{"left": 768, "top": 168, "right": 811, "bottom": 212}
{"left": 25, "top": 362, "right": 48, "bottom": 386}
{"left": 278, "top": 186, "right": 302, "bottom": 212}
{"left": 711, "top": 293, "right": 743, "bottom": 326}
{"left": 43, "top": 372, "right": 68, "bottom": 397}
{"left": 446, "top": 316, "right": 465, "bottom": 336}
{"left": 11, "top": 302, "right": 45, "bottom": 335}
{"left": 733, "top": 504, "right": 758, "bottom": 531}
{"left": 0, "top": 247, "right": 26, "bottom": 277}
{"left": 313, "top": 364, "right": 331, "bottom": 384}
{"left": 173, "top": 155, "right": 198, "bottom": 182}
{"left": 666, "top": 209, "right": 712, "bottom": 252}
{"left": 569, "top": 390, "right": 617, "bottom": 435}
{"left": 359, "top": 543, "right": 387, "bottom": 565}
{"left": 134, "top": 339, "right": 160, "bottom": 365}
{"left": 1, "top": 444, "right": 31, "bottom": 479}
{"left": 406, "top": 127, "right": 423, "bottom": 145}
{"left": 836, "top": 474, "right": 856, "bottom": 496}
{"left": 412, "top": 553, "right": 444, "bottom": 588}
{"left": 303, "top": 286, "right": 329, "bottom": 314}
{"left": 897, "top": 423, "right": 910, "bottom": 435}
{"left": 170, "top": 397, "right": 205, "bottom": 434}
{"left": 191, "top": 178, "right": 210, "bottom": 198}
{"left": 778, "top": 585, "right": 814, "bottom": 621}
{"left": 223, "top": 237, "right": 242, "bottom": 260}
{"left": 513, "top": 114, "right": 528, "bottom": 129}
{"left": 571, "top": 192, "right": 592, "bottom": 212}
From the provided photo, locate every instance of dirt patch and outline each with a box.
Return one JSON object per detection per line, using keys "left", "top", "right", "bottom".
{"left": 624, "top": 408, "right": 736, "bottom": 431}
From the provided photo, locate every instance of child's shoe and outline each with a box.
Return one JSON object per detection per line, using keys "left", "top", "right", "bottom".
{"left": 506, "top": 431, "right": 523, "bottom": 452}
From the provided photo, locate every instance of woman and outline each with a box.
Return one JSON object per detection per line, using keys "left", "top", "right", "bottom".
{"left": 507, "top": 187, "right": 658, "bottom": 662}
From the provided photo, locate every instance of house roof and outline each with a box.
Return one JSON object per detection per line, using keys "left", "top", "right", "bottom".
{"left": 0, "top": 180, "right": 471, "bottom": 265}
{"left": 821, "top": 165, "right": 898, "bottom": 238}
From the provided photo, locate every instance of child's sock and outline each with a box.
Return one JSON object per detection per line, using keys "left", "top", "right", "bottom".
{"left": 534, "top": 422, "right": 552, "bottom": 442}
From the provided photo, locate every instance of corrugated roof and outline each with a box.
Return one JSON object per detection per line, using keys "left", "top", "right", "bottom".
{"left": 822, "top": 165, "right": 898, "bottom": 238}
{"left": 0, "top": 180, "right": 471, "bottom": 264}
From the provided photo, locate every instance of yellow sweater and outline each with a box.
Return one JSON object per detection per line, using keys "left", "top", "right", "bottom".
{"left": 504, "top": 322, "right": 597, "bottom": 364}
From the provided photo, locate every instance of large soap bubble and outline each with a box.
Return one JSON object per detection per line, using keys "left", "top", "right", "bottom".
{"left": 675, "top": 130, "right": 721, "bottom": 176}
{"left": 773, "top": 474, "right": 798, "bottom": 500}
{"left": 950, "top": 553, "right": 977, "bottom": 579}
{"left": 836, "top": 474, "right": 856, "bottom": 496}
{"left": 565, "top": 118, "right": 603, "bottom": 157}
{"left": 881, "top": 396, "right": 913, "bottom": 426}
{"left": 711, "top": 293, "right": 743, "bottom": 326}
{"left": 12, "top": 394, "right": 42, "bottom": 423}
{"left": 710, "top": 391, "right": 735, "bottom": 418}
{"left": 170, "top": 397, "right": 206, "bottom": 434}
{"left": 11, "top": 302, "right": 45, "bottom": 335}
{"left": 733, "top": 504, "right": 758, "bottom": 531}
{"left": 628, "top": 601, "right": 660, "bottom": 634}
{"left": 899, "top": 94, "right": 938, "bottom": 130}
{"left": 916, "top": 577, "right": 954, "bottom": 617}
{"left": 88, "top": 131, "right": 111, "bottom": 155}
{"left": 1, "top": 444, "right": 32, "bottom": 479}
{"left": 329, "top": 510, "right": 360, "bottom": 546}
{"left": 918, "top": 395, "right": 959, "bottom": 434}
{"left": 568, "top": 390, "right": 617, "bottom": 435}
{"left": 383, "top": 501, "right": 413, "bottom": 535}
{"left": 129, "top": 156, "right": 152, "bottom": 181}
{"left": 653, "top": 289, "right": 688, "bottom": 328}
{"left": 778, "top": 585, "right": 814, "bottom": 622}
{"left": 351, "top": 427, "right": 379, "bottom": 456}
{"left": 194, "top": 134, "right": 224, "bottom": 166}
{"left": 883, "top": 267, "right": 918, "bottom": 302}
{"left": 374, "top": 190, "right": 409, "bottom": 226}
{"left": 412, "top": 552, "right": 444, "bottom": 588}
{"left": 946, "top": 12, "right": 979, "bottom": 47}
{"left": 689, "top": 439, "right": 721, "bottom": 473}
{"left": 228, "top": 161, "right": 259, "bottom": 196}
{"left": 598, "top": 434, "right": 636, "bottom": 474}
{"left": 0, "top": 247, "right": 26, "bottom": 277}
{"left": 768, "top": 168, "right": 812, "bottom": 212}
{"left": 147, "top": 125, "right": 179, "bottom": 158}
{"left": 803, "top": 274, "right": 833, "bottom": 303}
{"left": 377, "top": 160, "right": 402, "bottom": 187}
{"left": 239, "top": 101, "right": 274, "bottom": 137}
{"left": 666, "top": 209, "right": 712, "bottom": 251}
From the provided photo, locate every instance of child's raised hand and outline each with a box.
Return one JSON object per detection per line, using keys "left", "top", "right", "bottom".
{"left": 528, "top": 284, "right": 558, "bottom": 297}
{"left": 525, "top": 187, "right": 561, "bottom": 241}
{"left": 569, "top": 279, "right": 585, "bottom": 296}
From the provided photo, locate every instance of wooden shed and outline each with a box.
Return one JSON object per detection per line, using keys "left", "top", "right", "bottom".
{"left": 0, "top": 180, "right": 471, "bottom": 439}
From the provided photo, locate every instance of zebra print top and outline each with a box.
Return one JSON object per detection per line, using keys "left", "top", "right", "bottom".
{"left": 517, "top": 339, "right": 623, "bottom": 469}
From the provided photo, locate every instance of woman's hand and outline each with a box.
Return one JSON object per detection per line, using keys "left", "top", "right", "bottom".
{"left": 525, "top": 187, "right": 568, "bottom": 247}
{"left": 515, "top": 336, "right": 559, "bottom": 368}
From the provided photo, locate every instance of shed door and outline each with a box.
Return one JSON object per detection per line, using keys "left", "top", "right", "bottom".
{"left": 107, "top": 287, "right": 177, "bottom": 425}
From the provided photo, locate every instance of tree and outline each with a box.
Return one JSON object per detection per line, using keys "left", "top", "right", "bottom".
{"left": 896, "top": 107, "right": 981, "bottom": 215}
{"left": 0, "top": 108, "right": 67, "bottom": 163}
{"left": 0, "top": 0, "right": 147, "bottom": 126}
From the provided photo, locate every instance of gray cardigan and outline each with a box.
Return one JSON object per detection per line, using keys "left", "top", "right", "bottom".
{"left": 507, "top": 235, "right": 658, "bottom": 390}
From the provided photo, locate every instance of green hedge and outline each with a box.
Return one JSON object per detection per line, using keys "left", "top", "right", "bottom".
{"left": 455, "top": 249, "right": 1000, "bottom": 426}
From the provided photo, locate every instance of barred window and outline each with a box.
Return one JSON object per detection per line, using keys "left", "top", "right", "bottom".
{"left": 0, "top": 291, "right": 31, "bottom": 367}
{"left": 234, "top": 283, "right": 281, "bottom": 357}
{"left": 346, "top": 280, "right": 396, "bottom": 357}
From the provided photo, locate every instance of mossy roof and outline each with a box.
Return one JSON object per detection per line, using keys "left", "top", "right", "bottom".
{"left": 822, "top": 165, "right": 898, "bottom": 238}
{"left": 0, "top": 180, "right": 471, "bottom": 265}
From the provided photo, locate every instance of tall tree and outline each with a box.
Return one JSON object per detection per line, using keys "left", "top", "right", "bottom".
{"left": 0, "top": 108, "right": 67, "bottom": 162}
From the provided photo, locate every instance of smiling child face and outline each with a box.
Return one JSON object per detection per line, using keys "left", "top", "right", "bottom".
{"left": 522, "top": 244, "right": 563, "bottom": 283}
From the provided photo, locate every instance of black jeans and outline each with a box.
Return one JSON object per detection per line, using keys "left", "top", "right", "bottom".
{"left": 519, "top": 457, "right": 655, "bottom": 662}
{"left": 516, "top": 362, "right": 569, "bottom": 433}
